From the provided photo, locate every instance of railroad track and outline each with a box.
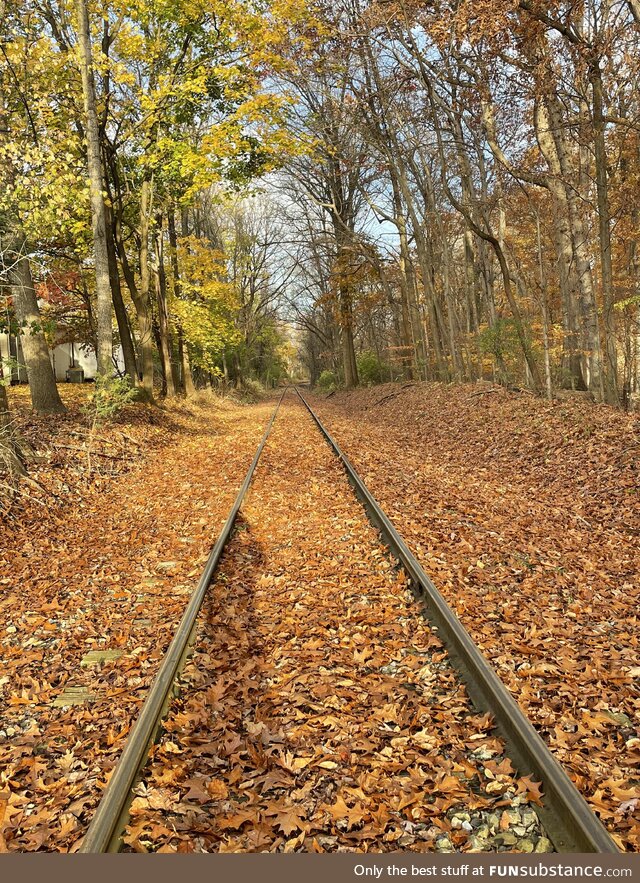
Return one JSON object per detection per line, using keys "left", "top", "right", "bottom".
{"left": 79, "top": 388, "right": 618, "bottom": 854}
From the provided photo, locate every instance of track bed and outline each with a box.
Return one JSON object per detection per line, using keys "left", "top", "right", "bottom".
{"left": 305, "top": 384, "right": 639, "bottom": 851}
{"left": 124, "top": 400, "right": 552, "bottom": 853}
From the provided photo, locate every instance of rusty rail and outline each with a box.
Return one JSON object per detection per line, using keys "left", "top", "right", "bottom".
{"left": 295, "top": 386, "right": 618, "bottom": 855}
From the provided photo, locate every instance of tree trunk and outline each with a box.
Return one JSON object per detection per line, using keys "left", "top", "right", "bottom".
{"left": 152, "top": 318, "right": 167, "bottom": 396}
{"left": 75, "top": 0, "right": 112, "bottom": 376}
{"left": 136, "top": 177, "right": 155, "bottom": 400}
{"left": 9, "top": 240, "right": 65, "bottom": 414}
{"left": 440, "top": 240, "right": 463, "bottom": 381}
{"left": 533, "top": 102, "right": 586, "bottom": 389}
{"left": 424, "top": 171, "right": 463, "bottom": 380}
{"left": 113, "top": 208, "right": 154, "bottom": 400}
{"left": 542, "top": 91, "right": 604, "bottom": 399}
{"left": 428, "top": 89, "right": 543, "bottom": 391}
{"left": 167, "top": 209, "right": 196, "bottom": 396}
{"left": 392, "top": 164, "right": 441, "bottom": 376}
{"left": 177, "top": 325, "right": 196, "bottom": 397}
{"left": 628, "top": 222, "right": 640, "bottom": 395}
{"left": 390, "top": 186, "right": 416, "bottom": 380}
{"left": 105, "top": 205, "right": 138, "bottom": 384}
{"left": 536, "top": 212, "right": 553, "bottom": 400}
{"left": 0, "top": 382, "right": 25, "bottom": 477}
{"left": 111, "top": 211, "right": 143, "bottom": 386}
{"left": 332, "top": 215, "right": 359, "bottom": 387}
{"left": 465, "top": 230, "right": 488, "bottom": 381}
{"left": 153, "top": 219, "right": 177, "bottom": 397}
{"left": 339, "top": 282, "right": 359, "bottom": 388}
{"left": 590, "top": 58, "right": 619, "bottom": 404}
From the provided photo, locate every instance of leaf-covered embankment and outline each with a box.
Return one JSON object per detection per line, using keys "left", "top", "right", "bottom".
{"left": 308, "top": 382, "right": 640, "bottom": 851}
{"left": 0, "top": 386, "right": 274, "bottom": 851}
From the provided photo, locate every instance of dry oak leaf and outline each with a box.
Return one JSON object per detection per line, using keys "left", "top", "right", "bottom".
{"left": 323, "top": 796, "right": 369, "bottom": 830}
{"left": 284, "top": 832, "right": 306, "bottom": 852}
{"left": 276, "top": 751, "right": 313, "bottom": 773}
{"left": 0, "top": 791, "right": 9, "bottom": 854}
{"left": 217, "top": 810, "right": 256, "bottom": 830}
{"left": 517, "top": 775, "right": 544, "bottom": 805}
{"left": 182, "top": 777, "right": 211, "bottom": 803}
{"left": 265, "top": 806, "right": 310, "bottom": 837}
{"left": 130, "top": 788, "right": 175, "bottom": 813}
{"left": 207, "top": 780, "right": 230, "bottom": 800}
{"left": 435, "top": 774, "right": 469, "bottom": 797}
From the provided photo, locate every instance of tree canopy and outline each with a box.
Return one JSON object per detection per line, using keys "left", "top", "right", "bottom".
{"left": 1, "top": 0, "right": 639, "bottom": 429}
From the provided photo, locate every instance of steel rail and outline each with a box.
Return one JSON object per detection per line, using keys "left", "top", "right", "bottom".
{"left": 80, "top": 390, "right": 287, "bottom": 853}
{"left": 295, "top": 386, "right": 618, "bottom": 854}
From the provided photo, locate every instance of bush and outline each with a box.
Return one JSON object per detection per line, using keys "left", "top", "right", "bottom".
{"left": 239, "top": 377, "right": 266, "bottom": 402}
{"left": 478, "top": 319, "right": 521, "bottom": 382}
{"left": 356, "top": 350, "right": 390, "bottom": 386}
{"left": 317, "top": 370, "right": 338, "bottom": 392}
{"left": 85, "top": 375, "right": 137, "bottom": 423}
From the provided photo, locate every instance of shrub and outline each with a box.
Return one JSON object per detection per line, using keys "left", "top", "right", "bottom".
{"left": 356, "top": 350, "right": 390, "bottom": 386}
{"left": 239, "top": 377, "right": 266, "bottom": 402}
{"left": 317, "top": 370, "right": 338, "bottom": 392}
{"left": 478, "top": 319, "right": 534, "bottom": 384}
{"left": 85, "top": 375, "right": 137, "bottom": 423}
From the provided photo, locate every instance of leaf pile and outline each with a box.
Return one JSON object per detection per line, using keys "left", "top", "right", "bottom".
{"left": 0, "top": 387, "right": 274, "bottom": 851}
{"left": 1, "top": 385, "right": 175, "bottom": 521}
{"left": 309, "top": 382, "right": 640, "bottom": 851}
{"left": 125, "top": 400, "right": 551, "bottom": 854}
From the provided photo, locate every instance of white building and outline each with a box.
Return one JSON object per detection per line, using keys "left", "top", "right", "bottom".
{"left": 50, "top": 340, "right": 99, "bottom": 381}
{"left": 0, "top": 332, "right": 125, "bottom": 383}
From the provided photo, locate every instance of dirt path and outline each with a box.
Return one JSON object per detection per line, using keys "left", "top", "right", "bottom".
{"left": 126, "top": 398, "right": 551, "bottom": 854}
{"left": 0, "top": 395, "right": 275, "bottom": 852}
{"left": 307, "top": 383, "right": 640, "bottom": 852}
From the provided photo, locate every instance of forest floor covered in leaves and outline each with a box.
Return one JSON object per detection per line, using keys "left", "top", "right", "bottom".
{"left": 309, "top": 382, "right": 640, "bottom": 852}
{"left": 1, "top": 382, "right": 638, "bottom": 853}
{"left": 126, "top": 399, "right": 551, "bottom": 854}
{"left": 0, "top": 385, "right": 273, "bottom": 851}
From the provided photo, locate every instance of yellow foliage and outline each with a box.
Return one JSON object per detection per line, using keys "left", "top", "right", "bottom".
{"left": 173, "top": 237, "right": 241, "bottom": 369}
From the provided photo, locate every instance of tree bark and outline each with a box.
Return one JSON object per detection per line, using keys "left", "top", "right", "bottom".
{"left": 590, "top": 57, "right": 619, "bottom": 404}
{"left": 167, "top": 208, "right": 196, "bottom": 396}
{"left": 105, "top": 205, "right": 138, "bottom": 384}
{"left": 339, "top": 280, "right": 359, "bottom": 388}
{"left": 543, "top": 92, "right": 604, "bottom": 399}
{"left": 0, "top": 292, "right": 25, "bottom": 479}
{"left": 536, "top": 212, "right": 553, "bottom": 400}
{"left": 628, "top": 0, "right": 640, "bottom": 22}
{"left": 177, "top": 325, "right": 197, "bottom": 396}
{"left": 112, "top": 206, "right": 154, "bottom": 400}
{"left": 9, "top": 239, "right": 65, "bottom": 414}
{"left": 75, "top": 0, "right": 112, "bottom": 377}
{"left": 136, "top": 177, "right": 155, "bottom": 400}
{"left": 332, "top": 216, "right": 359, "bottom": 387}
{"left": 533, "top": 103, "right": 586, "bottom": 389}
{"left": 427, "top": 85, "right": 543, "bottom": 391}
{"left": 421, "top": 166, "right": 463, "bottom": 380}
{"left": 0, "top": 382, "right": 25, "bottom": 477}
{"left": 389, "top": 182, "right": 416, "bottom": 379}
{"left": 153, "top": 218, "right": 177, "bottom": 397}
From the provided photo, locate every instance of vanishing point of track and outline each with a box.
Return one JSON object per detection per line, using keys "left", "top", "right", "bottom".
{"left": 79, "top": 388, "right": 618, "bottom": 854}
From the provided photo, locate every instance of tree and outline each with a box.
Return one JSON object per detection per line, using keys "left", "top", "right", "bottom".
{"left": 271, "top": 0, "right": 640, "bottom": 401}
{"left": 75, "top": 0, "right": 113, "bottom": 378}
{"left": 0, "top": 6, "right": 66, "bottom": 413}
{"left": 7, "top": 237, "right": 66, "bottom": 414}
{"left": 0, "top": 382, "right": 25, "bottom": 479}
